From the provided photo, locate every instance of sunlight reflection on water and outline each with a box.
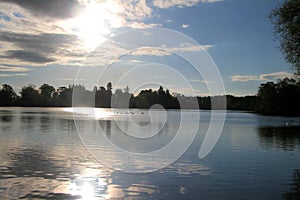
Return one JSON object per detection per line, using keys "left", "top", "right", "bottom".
{"left": 68, "top": 169, "right": 108, "bottom": 199}
{"left": 63, "top": 107, "right": 114, "bottom": 120}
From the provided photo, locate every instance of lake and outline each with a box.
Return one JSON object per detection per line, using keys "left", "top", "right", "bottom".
{"left": 0, "top": 107, "right": 299, "bottom": 199}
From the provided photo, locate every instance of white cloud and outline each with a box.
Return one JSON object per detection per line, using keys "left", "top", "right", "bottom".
{"left": 231, "top": 71, "right": 296, "bottom": 82}
{"left": 182, "top": 24, "right": 190, "bottom": 29}
{"left": 116, "top": 0, "right": 152, "bottom": 21}
{"left": 230, "top": 75, "right": 259, "bottom": 82}
{"left": 153, "top": 0, "right": 223, "bottom": 9}
{"left": 129, "top": 59, "right": 144, "bottom": 63}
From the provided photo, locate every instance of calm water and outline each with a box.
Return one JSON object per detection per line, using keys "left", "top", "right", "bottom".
{"left": 0, "top": 107, "right": 299, "bottom": 200}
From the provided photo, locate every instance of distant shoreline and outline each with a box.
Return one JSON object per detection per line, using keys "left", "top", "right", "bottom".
{"left": 1, "top": 78, "right": 300, "bottom": 117}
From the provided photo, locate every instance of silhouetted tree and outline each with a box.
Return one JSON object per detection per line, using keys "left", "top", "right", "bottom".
{"left": 94, "top": 83, "right": 113, "bottom": 108}
{"left": 107, "top": 82, "right": 112, "bottom": 92}
{"left": 157, "top": 86, "right": 165, "bottom": 107}
{"left": 52, "top": 86, "right": 72, "bottom": 107}
{"left": 106, "top": 82, "right": 112, "bottom": 107}
{"left": 134, "top": 89, "right": 157, "bottom": 108}
{"left": 197, "top": 96, "right": 211, "bottom": 109}
{"left": 95, "top": 86, "right": 106, "bottom": 107}
{"left": 257, "top": 82, "right": 277, "bottom": 114}
{"left": 132, "top": 86, "right": 181, "bottom": 109}
{"left": 112, "top": 87, "right": 133, "bottom": 108}
{"left": 39, "top": 83, "right": 55, "bottom": 106}
{"left": 0, "top": 84, "right": 18, "bottom": 106}
{"left": 20, "top": 85, "right": 41, "bottom": 106}
{"left": 270, "top": 0, "right": 300, "bottom": 74}
{"left": 257, "top": 78, "right": 300, "bottom": 116}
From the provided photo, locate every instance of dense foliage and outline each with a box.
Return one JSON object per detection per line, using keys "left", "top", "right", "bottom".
{"left": 257, "top": 78, "right": 300, "bottom": 116}
{"left": 0, "top": 78, "right": 299, "bottom": 116}
{"left": 270, "top": 0, "right": 300, "bottom": 74}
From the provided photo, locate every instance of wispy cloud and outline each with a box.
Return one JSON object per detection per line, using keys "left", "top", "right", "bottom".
{"left": 0, "top": 65, "right": 29, "bottom": 72}
{"left": 131, "top": 47, "right": 171, "bottom": 56}
{"left": 127, "top": 22, "right": 162, "bottom": 29}
{"left": 0, "top": 30, "right": 83, "bottom": 66}
{"left": 171, "top": 42, "right": 213, "bottom": 52}
{"left": 5, "top": 50, "right": 55, "bottom": 64}
{"left": 190, "top": 79, "right": 213, "bottom": 84}
{"left": 259, "top": 71, "right": 295, "bottom": 80}
{"left": 129, "top": 59, "right": 144, "bottom": 63}
{"left": 152, "top": 0, "right": 223, "bottom": 9}
{"left": 61, "top": 78, "right": 85, "bottom": 81}
{"left": 230, "top": 75, "right": 259, "bottom": 82}
{"left": 131, "top": 43, "right": 213, "bottom": 57}
{"left": 231, "top": 71, "right": 296, "bottom": 82}
{"left": 0, "top": 73, "right": 27, "bottom": 77}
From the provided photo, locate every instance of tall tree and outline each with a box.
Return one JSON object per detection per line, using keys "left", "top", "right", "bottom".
{"left": 52, "top": 86, "right": 72, "bottom": 107}
{"left": 39, "top": 83, "right": 55, "bottom": 106}
{"left": 270, "top": 0, "right": 300, "bottom": 74}
{"left": 106, "top": 82, "right": 112, "bottom": 107}
{"left": 0, "top": 84, "right": 18, "bottom": 106}
{"left": 20, "top": 85, "right": 40, "bottom": 106}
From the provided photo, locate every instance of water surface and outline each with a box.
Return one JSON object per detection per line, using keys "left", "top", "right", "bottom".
{"left": 0, "top": 107, "right": 299, "bottom": 199}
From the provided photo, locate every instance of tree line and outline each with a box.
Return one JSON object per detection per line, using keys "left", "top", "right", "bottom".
{"left": 0, "top": 78, "right": 299, "bottom": 116}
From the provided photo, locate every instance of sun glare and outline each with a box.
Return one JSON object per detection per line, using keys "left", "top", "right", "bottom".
{"left": 69, "top": 2, "right": 112, "bottom": 50}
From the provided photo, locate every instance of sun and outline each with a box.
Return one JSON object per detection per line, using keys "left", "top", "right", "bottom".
{"left": 69, "top": 1, "right": 112, "bottom": 50}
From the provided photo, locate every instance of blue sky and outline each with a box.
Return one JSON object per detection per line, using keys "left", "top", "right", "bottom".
{"left": 0, "top": 0, "right": 295, "bottom": 96}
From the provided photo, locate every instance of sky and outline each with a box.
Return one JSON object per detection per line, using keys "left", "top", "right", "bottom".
{"left": 0, "top": 0, "right": 296, "bottom": 96}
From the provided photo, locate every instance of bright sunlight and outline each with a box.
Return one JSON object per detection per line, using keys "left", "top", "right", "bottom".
{"left": 67, "top": 1, "right": 112, "bottom": 50}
